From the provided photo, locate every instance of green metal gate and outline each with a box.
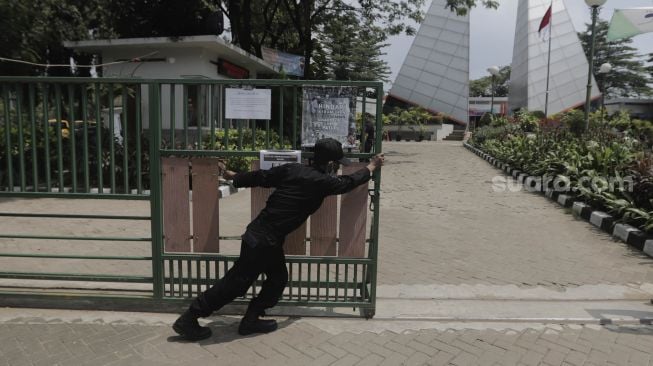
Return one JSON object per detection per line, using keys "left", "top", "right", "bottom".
{"left": 0, "top": 77, "right": 383, "bottom": 318}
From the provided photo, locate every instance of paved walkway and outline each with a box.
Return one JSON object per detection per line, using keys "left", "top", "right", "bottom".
{"left": 377, "top": 142, "right": 653, "bottom": 288}
{"left": 2, "top": 141, "right": 653, "bottom": 365}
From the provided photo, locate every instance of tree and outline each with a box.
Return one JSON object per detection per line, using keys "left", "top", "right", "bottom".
{"left": 1, "top": 0, "right": 419, "bottom": 80}
{"left": 444, "top": 0, "right": 499, "bottom": 15}
{"left": 0, "top": 0, "right": 218, "bottom": 76}
{"left": 314, "top": 14, "right": 390, "bottom": 81}
{"left": 275, "top": 0, "right": 424, "bottom": 78}
{"left": 215, "top": 0, "right": 422, "bottom": 79}
{"left": 0, "top": 0, "right": 109, "bottom": 76}
{"left": 107, "top": 0, "right": 218, "bottom": 39}
{"left": 578, "top": 20, "right": 652, "bottom": 98}
{"left": 469, "top": 66, "right": 510, "bottom": 97}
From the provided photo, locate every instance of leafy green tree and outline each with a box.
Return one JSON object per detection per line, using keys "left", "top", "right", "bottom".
{"left": 107, "top": 0, "right": 218, "bottom": 39}
{"left": 314, "top": 14, "right": 390, "bottom": 81}
{"left": 271, "top": 0, "right": 424, "bottom": 78}
{"left": 0, "top": 0, "right": 216, "bottom": 76}
{"left": 444, "top": 0, "right": 499, "bottom": 15}
{"left": 469, "top": 66, "right": 510, "bottom": 97}
{"left": 1, "top": 0, "right": 419, "bottom": 81}
{"left": 0, "top": 0, "right": 108, "bottom": 76}
{"left": 578, "top": 20, "right": 652, "bottom": 98}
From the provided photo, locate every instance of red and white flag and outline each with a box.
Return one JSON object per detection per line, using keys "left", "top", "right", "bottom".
{"left": 538, "top": 3, "right": 553, "bottom": 41}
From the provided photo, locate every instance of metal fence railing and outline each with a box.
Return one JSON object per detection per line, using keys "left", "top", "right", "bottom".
{"left": 0, "top": 77, "right": 383, "bottom": 318}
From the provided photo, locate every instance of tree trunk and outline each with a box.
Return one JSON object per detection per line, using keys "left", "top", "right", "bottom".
{"left": 302, "top": 0, "right": 313, "bottom": 79}
{"left": 240, "top": 0, "right": 253, "bottom": 53}
{"left": 228, "top": 0, "right": 254, "bottom": 53}
{"left": 228, "top": 0, "right": 242, "bottom": 44}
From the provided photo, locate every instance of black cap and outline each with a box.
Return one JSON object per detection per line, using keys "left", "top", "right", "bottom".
{"left": 314, "top": 138, "right": 351, "bottom": 165}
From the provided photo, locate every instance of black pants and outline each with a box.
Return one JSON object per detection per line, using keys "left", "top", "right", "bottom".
{"left": 189, "top": 241, "right": 288, "bottom": 317}
{"left": 364, "top": 139, "right": 374, "bottom": 153}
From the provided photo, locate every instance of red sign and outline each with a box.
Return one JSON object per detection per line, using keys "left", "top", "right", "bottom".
{"left": 217, "top": 59, "right": 250, "bottom": 79}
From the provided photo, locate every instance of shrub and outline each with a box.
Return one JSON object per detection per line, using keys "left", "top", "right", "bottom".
{"left": 202, "top": 128, "right": 289, "bottom": 172}
{"left": 609, "top": 110, "right": 632, "bottom": 132}
{"left": 513, "top": 109, "right": 540, "bottom": 132}
{"left": 560, "top": 110, "right": 585, "bottom": 136}
{"left": 491, "top": 116, "right": 509, "bottom": 128}
{"left": 478, "top": 112, "right": 493, "bottom": 128}
{"left": 471, "top": 114, "right": 653, "bottom": 233}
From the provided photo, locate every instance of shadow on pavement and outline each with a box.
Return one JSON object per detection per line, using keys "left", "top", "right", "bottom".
{"left": 166, "top": 316, "right": 300, "bottom": 345}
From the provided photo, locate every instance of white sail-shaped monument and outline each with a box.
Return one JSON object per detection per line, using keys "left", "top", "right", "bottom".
{"left": 509, "top": 0, "right": 600, "bottom": 114}
{"left": 386, "top": 0, "right": 470, "bottom": 124}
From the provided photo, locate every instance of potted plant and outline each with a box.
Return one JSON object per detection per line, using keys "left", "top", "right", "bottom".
{"left": 417, "top": 125, "right": 426, "bottom": 141}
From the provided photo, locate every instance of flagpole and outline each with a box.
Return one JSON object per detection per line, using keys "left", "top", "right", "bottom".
{"left": 544, "top": 1, "right": 553, "bottom": 119}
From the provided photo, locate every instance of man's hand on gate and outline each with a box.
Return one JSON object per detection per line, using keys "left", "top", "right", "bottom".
{"left": 366, "top": 153, "right": 385, "bottom": 173}
{"left": 223, "top": 170, "right": 237, "bottom": 180}
{"left": 217, "top": 160, "right": 237, "bottom": 180}
{"left": 217, "top": 160, "right": 226, "bottom": 175}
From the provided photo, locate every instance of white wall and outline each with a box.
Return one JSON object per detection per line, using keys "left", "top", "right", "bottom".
{"left": 435, "top": 123, "right": 454, "bottom": 141}
{"left": 102, "top": 48, "right": 231, "bottom": 79}
{"left": 100, "top": 47, "right": 257, "bottom": 134}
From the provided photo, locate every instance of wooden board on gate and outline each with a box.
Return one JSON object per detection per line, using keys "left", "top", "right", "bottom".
{"left": 162, "top": 157, "right": 191, "bottom": 252}
{"left": 191, "top": 158, "right": 220, "bottom": 253}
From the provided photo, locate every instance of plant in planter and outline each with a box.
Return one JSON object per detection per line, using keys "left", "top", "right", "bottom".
{"left": 560, "top": 110, "right": 586, "bottom": 136}
{"left": 417, "top": 125, "right": 427, "bottom": 141}
{"left": 385, "top": 109, "right": 406, "bottom": 141}
{"left": 478, "top": 112, "right": 493, "bottom": 128}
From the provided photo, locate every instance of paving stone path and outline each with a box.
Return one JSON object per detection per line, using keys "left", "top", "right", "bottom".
{"left": 2, "top": 141, "right": 653, "bottom": 365}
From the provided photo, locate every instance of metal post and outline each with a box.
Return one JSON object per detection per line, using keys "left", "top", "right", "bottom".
{"left": 601, "top": 93, "right": 605, "bottom": 125}
{"left": 584, "top": 5, "right": 600, "bottom": 132}
{"left": 490, "top": 75, "right": 496, "bottom": 116}
{"left": 544, "top": 15, "right": 553, "bottom": 119}
{"left": 148, "top": 83, "right": 164, "bottom": 299}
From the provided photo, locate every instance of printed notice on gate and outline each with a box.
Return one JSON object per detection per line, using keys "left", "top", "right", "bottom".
{"left": 225, "top": 88, "right": 272, "bottom": 120}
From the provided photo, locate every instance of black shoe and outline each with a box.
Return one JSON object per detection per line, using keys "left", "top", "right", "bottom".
{"left": 173, "top": 310, "right": 212, "bottom": 341}
{"left": 238, "top": 316, "right": 278, "bottom": 336}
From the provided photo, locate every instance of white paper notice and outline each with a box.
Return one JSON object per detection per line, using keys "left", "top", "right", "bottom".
{"left": 225, "top": 88, "right": 272, "bottom": 120}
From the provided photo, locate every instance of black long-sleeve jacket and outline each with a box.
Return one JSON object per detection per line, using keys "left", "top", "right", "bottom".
{"left": 233, "top": 163, "right": 371, "bottom": 248}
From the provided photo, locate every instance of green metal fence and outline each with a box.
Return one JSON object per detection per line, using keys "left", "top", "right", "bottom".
{"left": 0, "top": 77, "right": 383, "bottom": 318}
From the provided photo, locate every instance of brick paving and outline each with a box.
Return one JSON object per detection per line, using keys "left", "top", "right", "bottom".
{"left": 2, "top": 141, "right": 653, "bottom": 365}
{"left": 377, "top": 142, "right": 653, "bottom": 287}
{"left": 1, "top": 318, "right": 652, "bottom": 365}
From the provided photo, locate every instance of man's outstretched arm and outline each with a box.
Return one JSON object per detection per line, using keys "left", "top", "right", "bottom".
{"left": 326, "top": 153, "right": 385, "bottom": 195}
{"left": 219, "top": 161, "right": 284, "bottom": 188}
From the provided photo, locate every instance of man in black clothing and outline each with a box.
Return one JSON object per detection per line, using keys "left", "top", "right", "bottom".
{"left": 173, "top": 138, "right": 385, "bottom": 341}
{"left": 364, "top": 118, "right": 375, "bottom": 153}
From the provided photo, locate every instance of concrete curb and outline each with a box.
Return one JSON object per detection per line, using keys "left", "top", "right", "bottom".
{"left": 463, "top": 142, "right": 653, "bottom": 258}
{"left": 557, "top": 194, "right": 574, "bottom": 208}
{"left": 571, "top": 202, "right": 592, "bottom": 220}
{"left": 589, "top": 211, "right": 614, "bottom": 231}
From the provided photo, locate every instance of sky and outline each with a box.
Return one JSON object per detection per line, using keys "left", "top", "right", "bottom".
{"left": 381, "top": 0, "right": 653, "bottom": 85}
